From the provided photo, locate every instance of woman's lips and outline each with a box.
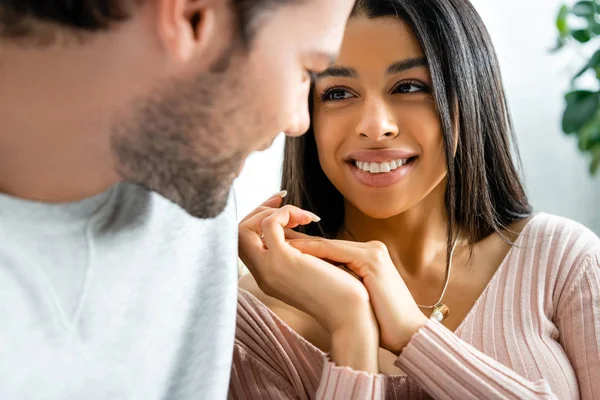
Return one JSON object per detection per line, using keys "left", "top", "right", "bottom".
{"left": 345, "top": 148, "right": 419, "bottom": 163}
{"left": 347, "top": 157, "right": 417, "bottom": 188}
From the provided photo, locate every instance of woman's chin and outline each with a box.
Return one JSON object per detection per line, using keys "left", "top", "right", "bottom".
{"left": 354, "top": 204, "right": 408, "bottom": 221}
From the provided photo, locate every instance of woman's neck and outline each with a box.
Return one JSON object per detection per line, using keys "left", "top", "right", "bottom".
{"left": 341, "top": 185, "right": 455, "bottom": 279}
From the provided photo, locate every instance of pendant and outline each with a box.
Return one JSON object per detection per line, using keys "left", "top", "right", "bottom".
{"left": 430, "top": 303, "right": 450, "bottom": 322}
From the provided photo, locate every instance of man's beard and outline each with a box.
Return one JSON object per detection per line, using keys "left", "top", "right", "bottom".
{"left": 110, "top": 60, "right": 247, "bottom": 219}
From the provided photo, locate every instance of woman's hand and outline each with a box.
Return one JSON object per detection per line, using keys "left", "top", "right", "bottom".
{"left": 289, "top": 238, "right": 429, "bottom": 355}
{"left": 238, "top": 194, "right": 380, "bottom": 372}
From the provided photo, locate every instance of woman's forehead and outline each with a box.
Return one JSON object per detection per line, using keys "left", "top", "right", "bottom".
{"left": 336, "top": 16, "right": 425, "bottom": 69}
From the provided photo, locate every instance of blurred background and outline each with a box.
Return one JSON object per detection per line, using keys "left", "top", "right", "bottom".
{"left": 233, "top": 0, "right": 600, "bottom": 234}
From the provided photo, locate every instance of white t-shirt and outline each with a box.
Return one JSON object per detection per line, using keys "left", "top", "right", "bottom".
{"left": 0, "top": 183, "right": 238, "bottom": 399}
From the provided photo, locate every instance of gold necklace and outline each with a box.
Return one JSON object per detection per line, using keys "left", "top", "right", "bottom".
{"left": 415, "top": 235, "right": 459, "bottom": 322}
{"left": 343, "top": 227, "right": 458, "bottom": 323}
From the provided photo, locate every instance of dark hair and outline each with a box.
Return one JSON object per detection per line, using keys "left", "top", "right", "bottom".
{"left": 0, "top": 0, "right": 300, "bottom": 44}
{"left": 281, "top": 0, "right": 532, "bottom": 255}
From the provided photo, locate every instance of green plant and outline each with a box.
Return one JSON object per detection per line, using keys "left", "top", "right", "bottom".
{"left": 554, "top": 1, "right": 600, "bottom": 174}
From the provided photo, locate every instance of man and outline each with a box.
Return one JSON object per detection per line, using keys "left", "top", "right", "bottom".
{"left": 0, "top": 0, "right": 353, "bottom": 398}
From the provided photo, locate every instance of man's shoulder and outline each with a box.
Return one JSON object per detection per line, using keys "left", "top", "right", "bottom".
{"left": 104, "top": 183, "right": 238, "bottom": 276}
{"left": 110, "top": 182, "right": 237, "bottom": 234}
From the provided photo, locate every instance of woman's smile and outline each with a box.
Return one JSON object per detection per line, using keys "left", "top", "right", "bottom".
{"left": 344, "top": 148, "right": 420, "bottom": 188}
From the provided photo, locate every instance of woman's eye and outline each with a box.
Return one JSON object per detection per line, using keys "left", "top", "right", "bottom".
{"left": 393, "top": 82, "right": 428, "bottom": 94}
{"left": 322, "top": 89, "right": 354, "bottom": 101}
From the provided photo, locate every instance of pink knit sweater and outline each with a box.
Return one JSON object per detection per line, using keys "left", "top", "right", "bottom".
{"left": 229, "top": 213, "right": 600, "bottom": 399}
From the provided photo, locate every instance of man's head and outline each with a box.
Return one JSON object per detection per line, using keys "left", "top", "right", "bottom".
{"left": 0, "top": 0, "right": 353, "bottom": 217}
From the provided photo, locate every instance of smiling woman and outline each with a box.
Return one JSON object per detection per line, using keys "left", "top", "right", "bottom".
{"left": 230, "top": 0, "right": 600, "bottom": 399}
{"left": 313, "top": 32, "right": 441, "bottom": 206}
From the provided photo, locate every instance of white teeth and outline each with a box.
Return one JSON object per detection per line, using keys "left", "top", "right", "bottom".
{"left": 354, "top": 158, "right": 410, "bottom": 174}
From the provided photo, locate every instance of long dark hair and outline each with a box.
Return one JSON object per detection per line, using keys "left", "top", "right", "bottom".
{"left": 281, "top": 0, "right": 532, "bottom": 255}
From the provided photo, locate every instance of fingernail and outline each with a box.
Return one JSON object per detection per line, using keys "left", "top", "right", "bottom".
{"left": 271, "top": 190, "right": 288, "bottom": 199}
{"left": 306, "top": 211, "right": 321, "bottom": 222}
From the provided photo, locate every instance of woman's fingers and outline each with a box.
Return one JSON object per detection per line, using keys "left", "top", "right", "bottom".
{"left": 261, "top": 206, "right": 320, "bottom": 250}
{"left": 289, "top": 238, "right": 389, "bottom": 279}
{"left": 238, "top": 207, "right": 280, "bottom": 273}
{"left": 289, "top": 239, "right": 362, "bottom": 265}
{"left": 240, "top": 208, "right": 278, "bottom": 235}
{"left": 242, "top": 205, "right": 317, "bottom": 235}
{"left": 239, "top": 190, "right": 287, "bottom": 223}
{"left": 284, "top": 229, "right": 312, "bottom": 240}
{"left": 240, "top": 206, "right": 319, "bottom": 268}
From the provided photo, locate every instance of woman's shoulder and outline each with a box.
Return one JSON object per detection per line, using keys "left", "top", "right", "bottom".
{"left": 513, "top": 212, "right": 600, "bottom": 303}
{"left": 521, "top": 212, "right": 600, "bottom": 256}
{"left": 237, "top": 273, "right": 330, "bottom": 352}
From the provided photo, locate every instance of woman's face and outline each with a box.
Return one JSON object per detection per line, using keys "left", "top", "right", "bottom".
{"left": 313, "top": 16, "right": 448, "bottom": 220}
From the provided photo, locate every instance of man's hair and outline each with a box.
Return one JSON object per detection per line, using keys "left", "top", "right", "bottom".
{"left": 0, "top": 0, "right": 300, "bottom": 44}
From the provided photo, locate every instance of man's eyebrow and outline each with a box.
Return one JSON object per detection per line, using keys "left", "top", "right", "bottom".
{"left": 386, "top": 57, "right": 428, "bottom": 75}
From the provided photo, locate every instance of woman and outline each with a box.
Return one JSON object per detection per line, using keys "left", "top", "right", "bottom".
{"left": 229, "top": 0, "right": 600, "bottom": 398}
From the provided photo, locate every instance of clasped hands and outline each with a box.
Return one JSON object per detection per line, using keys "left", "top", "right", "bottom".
{"left": 238, "top": 193, "right": 429, "bottom": 371}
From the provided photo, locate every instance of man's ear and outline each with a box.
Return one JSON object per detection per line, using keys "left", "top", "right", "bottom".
{"left": 155, "top": 0, "right": 224, "bottom": 63}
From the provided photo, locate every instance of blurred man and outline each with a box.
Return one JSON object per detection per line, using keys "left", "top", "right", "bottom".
{"left": 0, "top": 0, "right": 353, "bottom": 398}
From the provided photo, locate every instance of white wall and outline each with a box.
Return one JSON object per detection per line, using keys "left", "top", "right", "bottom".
{"left": 233, "top": 134, "right": 286, "bottom": 221}
{"left": 233, "top": 0, "right": 600, "bottom": 233}
{"left": 472, "top": 0, "right": 600, "bottom": 233}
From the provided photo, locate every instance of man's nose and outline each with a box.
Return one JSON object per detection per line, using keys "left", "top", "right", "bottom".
{"left": 284, "top": 82, "right": 311, "bottom": 137}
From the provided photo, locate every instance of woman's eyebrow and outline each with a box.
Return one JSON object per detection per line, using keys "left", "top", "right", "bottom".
{"left": 315, "top": 57, "right": 428, "bottom": 81}
{"left": 386, "top": 57, "right": 428, "bottom": 75}
{"left": 316, "top": 66, "right": 358, "bottom": 80}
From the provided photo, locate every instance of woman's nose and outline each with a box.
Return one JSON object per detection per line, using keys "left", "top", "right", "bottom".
{"left": 355, "top": 98, "right": 399, "bottom": 141}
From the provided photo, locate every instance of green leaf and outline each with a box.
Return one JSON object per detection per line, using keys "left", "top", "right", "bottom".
{"left": 562, "top": 91, "right": 600, "bottom": 133}
{"left": 590, "top": 146, "right": 600, "bottom": 174}
{"left": 573, "top": 49, "right": 600, "bottom": 80}
{"left": 557, "top": 4, "right": 571, "bottom": 37}
{"left": 589, "top": 49, "right": 600, "bottom": 67}
{"left": 566, "top": 90, "right": 596, "bottom": 105}
{"left": 572, "top": 29, "right": 592, "bottom": 42}
{"left": 574, "top": 63, "right": 590, "bottom": 80}
{"left": 573, "top": 1, "right": 595, "bottom": 17}
{"left": 578, "top": 119, "right": 600, "bottom": 150}
{"left": 551, "top": 38, "right": 567, "bottom": 53}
